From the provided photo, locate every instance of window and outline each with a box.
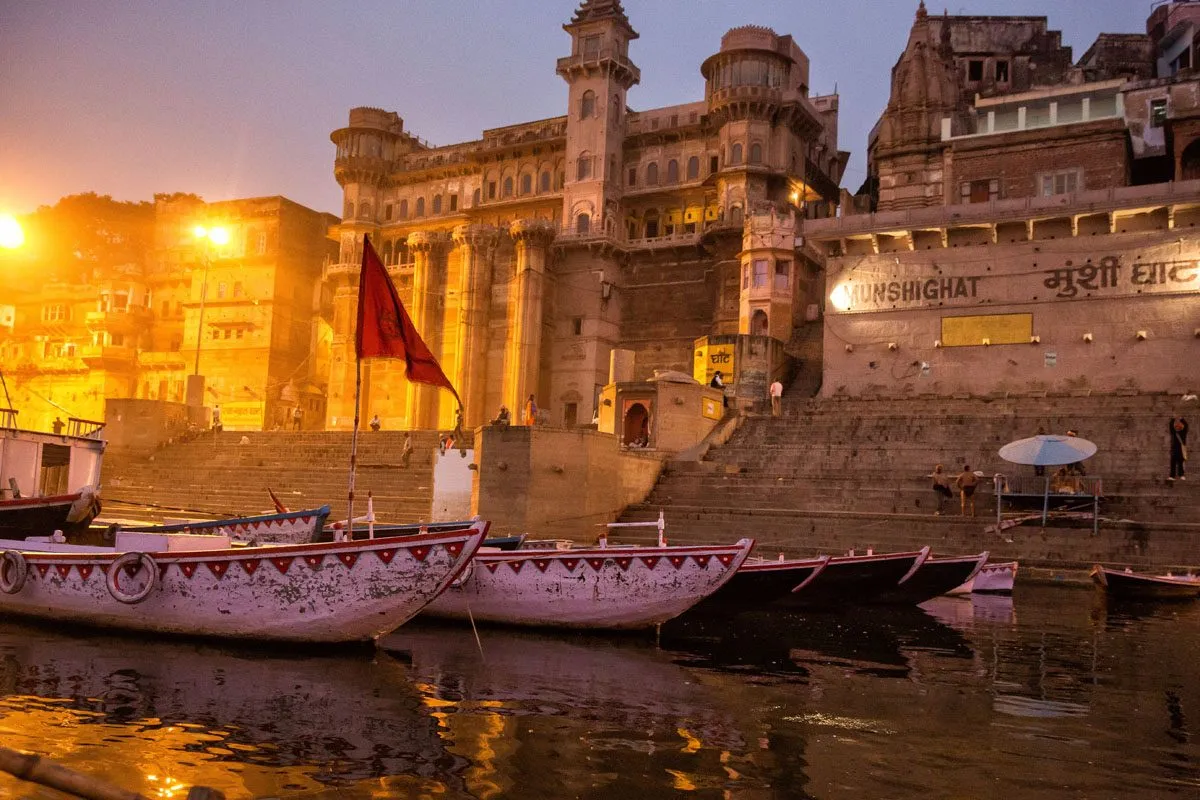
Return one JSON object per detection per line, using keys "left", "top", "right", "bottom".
{"left": 666, "top": 160, "right": 679, "bottom": 183}
{"left": 540, "top": 171, "right": 551, "bottom": 192}
{"left": 731, "top": 143, "right": 743, "bottom": 165}
{"left": 233, "top": 281, "right": 243, "bottom": 297}
{"left": 774, "top": 260, "right": 791, "bottom": 291}
{"left": 488, "top": 181, "right": 497, "bottom": 199}
{"left": 572, "top": 317, "right": 582, "bottom": 335}
{"left": 1151, "top": 98, "right": 1168, "bottom": 128}
{"left": 580, "top": 90, "right": 595, "bottom": 119}
{"left": 576, "top": 154, "right": 591, "bottom": 181}
{"left": 384, "top": 203, "right": 393, "bottom": 221}
{"left": 564, "top": 403, "right": 578, "bottom": 427}
{"left": 359, "top": 202, "right": 371, "bottom": 219}
{"left": 415, "top": 197, "right": 425, "bottom": 216}
{"left": 628, "top": 167, "right": 637, "bottom": 186}
{"left": 502, "top": 177, "right": 514, "bottom": 197}
{"left": 686, "top": 156, "right": 699, "bottom": 181}
{"left": 576, "top": 213, "right": 590, "bottom": 234}
{"left": 995, "top": 60, "right": 1010, "bottom": 83}
{"left": 752, "top": 259, "right": 768, "bottom": 288}
{"left": 217, "top": 282, "right": 226, "bottom": 299}
{"left": 449, "top": 194, "right": 458, "bottom": 211}
{"left": 223, "top": 329, "right": 231, "bottom": 339}
{"left": 432, "top": 194, "right": 442, "bottom": 214}
{"left": 646, "top": 162, "right": 658, "bottom": 185}
{"left": 473, "top": 188, "right": 481, "bottom": 206}
{"left": 1039, "top": 170, "right": 1080, "bottom": 196}
{"left": 235, "top": 328, "right": 244, "bottom": 339}
{"left": 399, "top": 199, "right": 409, "bottom": 219}
{"left": 211, "top": 328, "right": 220, "bottom": 340}
{"left": 710, "top": 155, "right": 719, "bottom": 174}
{"left": 960, "top": 179, "right": 1000, "bottom": 204}
{"left": 644, "top": 215, "right": 659, "bottom": 238}
{"left": 256, "top": 232, "right": 267, "bottom": 255}
{"left": 581, "top": 34, "right": 600, "bottom": 57}
{"left": 521, "top": 174, "right": 532, "bottom": 195}
{"left": 749, "top": 143, "right": 763, "bottom": 165}
{"left": 968, "top": 60, "right": 984, "bottom": 82}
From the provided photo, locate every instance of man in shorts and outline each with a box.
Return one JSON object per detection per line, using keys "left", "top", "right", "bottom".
{"left": 955, "top": 464, "right": 979, "bottom": 517}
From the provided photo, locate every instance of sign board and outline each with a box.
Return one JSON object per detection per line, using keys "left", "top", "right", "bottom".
{"left": 693, "top": 341, "right": 736, "bottom": 387}
{"left": 220, "top": 401, "right": 265, "bottom": 431}
{"left": 941, "top": 313, "right": 1032, "bottom": 347}
{"left": 1044, "top": 351, "right": 1057, "bottom": 368}
{"left": 701, "top": 396, "right": 723, "bottom": 420}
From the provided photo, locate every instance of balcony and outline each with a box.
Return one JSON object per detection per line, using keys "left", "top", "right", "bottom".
{"left": 84, "top": 307, "right": 152, "bottom": 334}
{"left": 555, "top": 48, "right": 640, "bottom": 86}
{"left": 81, "top": 344, "right": 136, "bottom": 369}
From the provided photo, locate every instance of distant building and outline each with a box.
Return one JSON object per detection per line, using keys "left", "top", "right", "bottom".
{"left": 805, "top": 1, "right": 1200, "bottom": 399}
{"left": 0, "top": 195, "right": 336, "bottom": 432}
{"left": 325, "top": 0, "right": 846, "bottom": 431}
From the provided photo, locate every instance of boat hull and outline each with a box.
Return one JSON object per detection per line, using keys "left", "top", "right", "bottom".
{"left": 682, "top": 556, "right": 830, "bottom": 616}
{"left": 422, "top": 539, "right": 754, "bottom": 630}
{"left": 0, "top": 494, "right": 97, "bottom": 539}
{"left": 121, "top": 506, "right": 331, "bottom": 545}
{"left": 784, "top": 549, "right": 930, "bottom": 608}
{"left": 869, "top": 553, "right": 989, "bottom": 605}
{"left": 0, "top": 522, "right": 488, "bottom": 643}
{"left": 1092, "top": 566, "right": 1200, "bottom": 601}
{"left": 949, "top": 560, "right": 1018, "bottom": 595}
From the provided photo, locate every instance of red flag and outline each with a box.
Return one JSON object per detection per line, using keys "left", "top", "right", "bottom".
{"left": 355, "top": 235, "right": 459, "bottom": 402}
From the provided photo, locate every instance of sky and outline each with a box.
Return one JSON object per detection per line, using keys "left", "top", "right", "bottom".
{"left": 0, "top": 0, "right": 1150, "bottom": 217}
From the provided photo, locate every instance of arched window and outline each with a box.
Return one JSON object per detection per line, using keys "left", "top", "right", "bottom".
{"left": 503, "top": 177, "right": 514, "bottom": 197}
{"left": 646, "top": 162, "right": 658, "bottom": 185}
{"left": 751, "top": 309, "right": 769, "bottom": 337}
{"left": 686, "top": 156, "right": 699, "bottom": 181}
{"left": 415, "top": 197, "right": 425, "bottom": 217}
{"left": 666, "top": 160, "right": 679, "bottom": 183}
{"left": 576, "top": 154, "right": 591, "bottom": 181}
{"left": 749, "top": 143, "right": 763, "bottom": 165}
{"left": 432, "top": 194, "right": 442, "bottom": 214}
{"left": 399, "top": 199, "right": 409, "bottom": 219}
{"left": 557, "top": 170, "right": 565, "bottom": 189}
{"left": 731, "top": 143, "right": 744, "bottom": 165}
{"left": 1183, "top": 139, "right": 1200, "bottom": 180}
{"left": 644, "top": 211, "right": 660, "bottom": 238}
{"left": 473, "top": 188, "right": 481, "bottom": 206}
{"left": 576, "top": 213, "right": 591, "bottom": 234}
{"left": 382, "top": 240, "right": 394, "bottom": 265}
{"left": 730, "top": 205, "right": 744, "bottom": 225}
{"left": 580, "top": 90, "right": 596, "bottom": 119}
{"left": 540, "top": 171, "right": 551, "bottom": 192}
{"left": 521, "top": 174, "right": 532, "bottom": 195}
{"left": 359, "top": 202, "right": 371, "bottom": 219}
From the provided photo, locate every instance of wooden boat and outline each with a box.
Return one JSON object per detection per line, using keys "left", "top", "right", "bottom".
{"left": 119, "top": 505, "right": 332, "bottom": 545}
{"left": 1091, "top": 565, "right": 1200, "bottom": 601}
{"left": 947, "top": 560, "right": 1018, "bottom": 595}
{"left": 0, "top": 413, "right": 105, "bottom": 539}
{"left": 783, "top": 547, "right": 931, "bottom": 608}
{"left": 421, "top": 539, "right": 755, "bottom": 630}
{"left": 0, "top": 521, "right": 489, "bottom": 643}
{"left": 680, "top": 555, "right": 830, "bottom": 616}
{"left": 866, "top": 552, "right": 989, "bottom": 605}
{"left": 317, "top": 520, "right": 525, "bottom": 550}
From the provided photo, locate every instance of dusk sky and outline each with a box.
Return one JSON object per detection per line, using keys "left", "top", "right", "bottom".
{"left": 1, "top": 1, "right": 1148, "bottom": 217}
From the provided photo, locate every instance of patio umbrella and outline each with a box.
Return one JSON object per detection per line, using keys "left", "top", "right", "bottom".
{"left": 998, "top": 434, "right": 1097, "bottom": 466}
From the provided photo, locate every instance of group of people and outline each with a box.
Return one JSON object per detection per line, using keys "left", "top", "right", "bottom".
{"left": 931, "top": 464, "right": 981, "bottom": 516}
{"left": 490, "top": 395, "right": 540, "bottom": 427}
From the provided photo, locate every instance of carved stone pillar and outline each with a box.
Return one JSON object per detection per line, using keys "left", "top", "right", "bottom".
{"left": 452, "top": 224, "right": 499, "bottom": 429}
{"left": 405, "top": 230, "right": 446, "bottom": 429}
{"left": 504, "top": 219, "right": 556, "bottom": 416}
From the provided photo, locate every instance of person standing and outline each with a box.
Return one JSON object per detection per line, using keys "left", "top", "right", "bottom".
{"left": 523, "top": 394, "right": 538, "bottom": 426}
{"left": 769, "top": 379, "right": 783, "bottom": 418}
{"left": 400, "top": 432, "right": 413, "bottom": 468}
{"left": 292, "top": 406, "right": 303, "bottom": 431}
{"left": 211, "top": 404, "right": 222, "bottom": 433}
{"left": 1169, "top": 416, "right": 1189, "bottom": 481}
{"left": 931, "top": 464, "right": 952, "bottom": 516}
{"left": 955, "top": 464, "right": 979, "bottom": 517}
{"left": 452, "top": 407, "right": 466, "bottom": 456}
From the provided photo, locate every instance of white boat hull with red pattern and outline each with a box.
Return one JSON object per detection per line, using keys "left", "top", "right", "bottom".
{"left": 422, "top": 539, "right": 754, "bottom": 630}
{"left": 0, "top": 522, "right": 488, "bottom": 643}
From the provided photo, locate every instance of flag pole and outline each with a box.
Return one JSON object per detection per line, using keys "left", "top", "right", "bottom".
{"left": 346, "top": 353, "right": 362, "bottom": 542}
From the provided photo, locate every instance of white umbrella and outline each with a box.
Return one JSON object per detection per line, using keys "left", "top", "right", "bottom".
{"left": 998, "top": 435, "right": 1097, "bottom": 466}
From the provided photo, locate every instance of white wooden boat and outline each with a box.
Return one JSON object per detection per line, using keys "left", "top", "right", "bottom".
{"left": 0, "top": 521, "right": 488, "bottom": 643}
{"left": 946, "top": 560, "right": 1018, "bottom": 595}
{"left": 119, "top": 505, "right": 332, "bottom": 545}
{"left": 422, "top": 539, "right": 754, "bottom": 630}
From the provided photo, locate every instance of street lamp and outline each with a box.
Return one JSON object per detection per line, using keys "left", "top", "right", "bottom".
{"left": 187, "top": 225, "right": 229, "bottom": 407}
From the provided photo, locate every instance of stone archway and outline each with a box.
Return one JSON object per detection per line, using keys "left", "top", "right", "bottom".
{"left": 751, "top": 309, "right": 769, "bottom": 337}
{"left": 1182, "top": 139, "right": 1200, "bottom": 181}
{"left": 622, "top": 402, "right": 650, "bottom": 447}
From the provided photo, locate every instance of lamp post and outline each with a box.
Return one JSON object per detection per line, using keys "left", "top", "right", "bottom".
{"left": 187, "top": 225, "right": 229, "bottom": 407}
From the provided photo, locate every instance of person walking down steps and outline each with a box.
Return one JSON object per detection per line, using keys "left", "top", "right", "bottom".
{"left": 1169, "top": 416, "right": 1189, "bottom": 481}
{"left": 770, "top": 379, "right": 783, "bottom": 418}
{"left": 931, "top": 464, "right": 952, "bottom": 515}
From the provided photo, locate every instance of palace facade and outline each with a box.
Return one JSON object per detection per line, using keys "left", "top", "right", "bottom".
{"left": 805, "top": 1, "right": 1200, "bottom": 398}
{"left": 324, "top": 0, "right": 845, "bottom": 430}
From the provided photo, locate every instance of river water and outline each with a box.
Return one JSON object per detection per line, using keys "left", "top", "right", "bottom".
{"left": 0, "top": 585, "right": 1197, "bottom": 799}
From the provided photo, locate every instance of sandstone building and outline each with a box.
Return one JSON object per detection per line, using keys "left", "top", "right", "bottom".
{"left": 0, "top": 195, "right": 336, "bottom": 432}
{"left": 324, "top": 0, "right": 845, "bottom": 432}
{"left": 806, "top": 1, "right": 1200, "bottom": 399}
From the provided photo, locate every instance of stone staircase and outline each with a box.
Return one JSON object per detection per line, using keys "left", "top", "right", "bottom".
{"left": 101, "top": 430, "right": 461, "bottom": 524}
{"left": 619, "top": 393, "right": 1200, "bottom": 570}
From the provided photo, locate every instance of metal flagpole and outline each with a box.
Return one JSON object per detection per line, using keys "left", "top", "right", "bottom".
{"left": 346, "top": 333, "right": 363, "bottom": 542}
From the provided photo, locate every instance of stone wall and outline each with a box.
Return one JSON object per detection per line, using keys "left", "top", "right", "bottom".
{"left": 473, "top": 425, "right": 665, "bottom": 540}
{"left": 104, "top": 399, "right": 202, "bottom": 454}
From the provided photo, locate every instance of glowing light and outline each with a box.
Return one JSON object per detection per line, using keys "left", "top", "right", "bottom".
{"left": 829, "top": 283, "right": 852, "bottom": 312}
{"left": 193, "top": 224, "right": 230, "bottom": 246}
{"left": 0, "top": 214, "right": 25, "bottom": 249}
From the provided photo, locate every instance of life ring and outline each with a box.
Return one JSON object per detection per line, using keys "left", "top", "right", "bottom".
{"left": 106, "top": 552, "right": 158, "bottom": 604}
{"left": 0, "top": 550, "right": 28, "bottom": 594}
{"left": 449, "top": 561, "right": 474, "bottom": 589}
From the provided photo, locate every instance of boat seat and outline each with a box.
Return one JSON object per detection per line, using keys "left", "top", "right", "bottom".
{"left": 114, "top": 531, "right": 233, "bottom": 552}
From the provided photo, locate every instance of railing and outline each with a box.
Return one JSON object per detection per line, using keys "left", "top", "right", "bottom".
{"left": 555, "top": 48, "right": 640, "bottom": 81}
{"left": 0, "top": 409, "right": 16, "bottom": 429}
{"left": 67, "top": 417, "right": 106, "bottom": 439}
{"left": 993, "top": 473, "right": 1103, "bottom": 535}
